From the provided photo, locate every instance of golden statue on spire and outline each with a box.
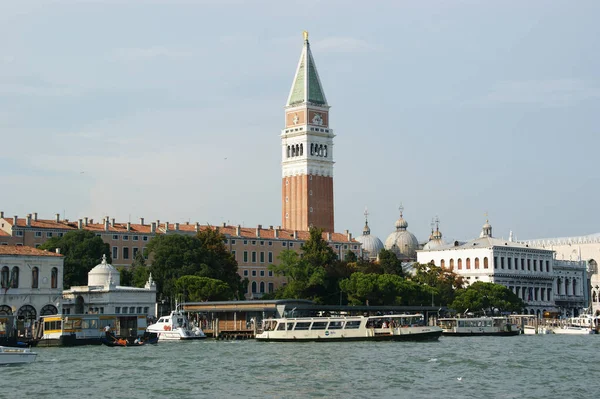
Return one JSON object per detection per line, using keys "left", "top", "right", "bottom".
{"left": 303, "top": 30, "right": 309, "bottom": 41}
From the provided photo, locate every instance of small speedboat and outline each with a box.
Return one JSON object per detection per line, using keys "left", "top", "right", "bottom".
{"left": 146, "top": 310, "right": 206, "bottom": 341}
{"left": 0, "top": 345, "right": 37, "bottom": 365}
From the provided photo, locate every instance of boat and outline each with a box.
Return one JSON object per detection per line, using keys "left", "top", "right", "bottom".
{"left": 438, "top": 316, "right": 521, "bottom": 336}
{"left": 101, "top": 333, "right": 156, "bottom": 347}
{"left": 146, "top": 310, "right": 206, "bottom": 341}
{"left": 36, "top": 313, "right": 151, "bottom": 346}
{"left": 509, "top": 315, "right": 553, "bottom": 335}
{"left": 255, "top": 313, "right": 442, "bottom": 342}
{"left": 0, "top": 345, "right": 37, "bottom": 365}
{"left": 551, "top": 315, "right": 598, "bottom": 335}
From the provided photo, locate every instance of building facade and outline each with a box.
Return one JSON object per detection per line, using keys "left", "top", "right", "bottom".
{"left": 0, "top": 213, "right": 360, "bottom": 300}
{"left": 62, "top": 255, "right": 156, "bottom": 317}
{"left": 417, "top": 220, "right": 588, "bottom": 317}
{"left": 281, "top": 31, "right": 335, "bottom": 233}
{"left": 0, "top": 246, "right": 64, "bottom": 333}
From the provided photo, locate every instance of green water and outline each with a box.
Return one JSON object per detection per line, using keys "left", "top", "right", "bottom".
{"left": 1, "top": 335, "right": 597, "bottom": 398}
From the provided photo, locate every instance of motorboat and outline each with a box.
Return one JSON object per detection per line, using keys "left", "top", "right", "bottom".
{"left": 0, "top": 345, "right": 37, "bottom": 365}
{"left": 255, "top": 313, "right": 442, "bottom": 342}
{"left": 438, "top": 316, "right": 521, "bottom": 336}
{"left": 551, "top": 315, "right": 597, "bottom": 335}
{"left": 146, "top": 310, "right": 206, "bottom": 341}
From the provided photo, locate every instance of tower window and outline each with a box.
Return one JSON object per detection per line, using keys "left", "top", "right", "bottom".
{"left": 285, "top": 213, "right": 289, "bottom": 219}
{"left": 309, "top": 207, "right": 313, "bottom": 212}
{"left": 309, "top": 190, "right": 312, "bottom": 196}
{"left": 285, "top": 196, "right": 289, "bottom": 202}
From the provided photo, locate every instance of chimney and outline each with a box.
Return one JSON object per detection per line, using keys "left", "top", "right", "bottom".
{"left": 151, "top": 222, "right": 156, "bottom": 233}
{"left": 0, "top": 211, "right": 4, "bottom": 218}
{"left": 274, "top": 227, "right": 279, "bottom": 239}
{"left": 222, "top": 222, "right": 226, "bottom": 228}
{"left": 84, "top": 217, "right": 89, "bottom": 226}
{"left": 104, "top": 218, "right": 109, "bottom": 231}
{"left": 127, "top": 222, "right": 131, "bottom": 232}
{"left": 33, "top": 212, "right": 38, "bottom": 221}
{"left": 55, "top": 213, "right": 60, "bottom": 222}
{"left": 56, "top": 248, "right": 61, "bottom": 254}
{"left": 186, "top": 221, "right": 189, "bottom": 225}
{"left": 344, "top": 229, "right": 349, "bottom": 235}
{"left": 236, "top": 225, "right": 241, "bottom": 236}
{"left": 140, "top": 217, "right": 145, "bottom": 226}
{"left": 13, "top": 215, "right": 18, "bottom": 225}
{"left": 89, "top": 218, "right": 94, "bottom": 224}
{"left": 26, "top": 214, "right": 32, "bottom": 226}
{"left": 293, "top": 230, "right": 298, "bottom": 239}
{"left": 174, "top": 222, "right": 179, "bottom": 232}
{"left": 256, "top": 225, "right": 261, "bottom": 238}
{"left": 195, "top": 222, "right": 200, "bottom": 233}
{"left": 327, "top": 232, "right": 332, "bottom": 241}
{"left": 111, "top": 218, "right": 115, "bottom": 227}
{"left": 347, "top": 232, "right": 352, "bottom": 241}
{"left": 78, "top": 219, "right": 83, "bottom": 229}
{"left": 164, "top": 222, "right": 169, "bottom": 232}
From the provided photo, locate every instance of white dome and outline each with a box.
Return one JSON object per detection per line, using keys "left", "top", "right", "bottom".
{"left": 88, "top": 254, "right": 120, "bottom": 286}
{"left": 423, "top": 239, "right": 446, "bottom": 250}
{"left": 356, "top": 234, "right": 384, "bottom": 259}
{"left": 384, "top": 207, "right": 418, "bottom": 259}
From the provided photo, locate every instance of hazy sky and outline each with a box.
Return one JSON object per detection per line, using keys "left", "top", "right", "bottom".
{"left": 1, "top": 0, "right": 599, "bottom": 244}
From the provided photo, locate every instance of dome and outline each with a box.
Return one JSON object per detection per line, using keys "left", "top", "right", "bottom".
{"left": 423, "top": 239, "right": 445, "bottom": 250}
{"left": 356, "top": 211, "right": 384, "bottom": 259}
{"left": 384, "top": 206, "right": 418, "bottom": 259}
{"left": 88, "top": 254, "right": 120, "bottom": 286}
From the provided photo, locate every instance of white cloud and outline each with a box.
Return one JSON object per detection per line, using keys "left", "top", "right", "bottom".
{"left": 480, "top": 79, "right": 600, "bottom": 107}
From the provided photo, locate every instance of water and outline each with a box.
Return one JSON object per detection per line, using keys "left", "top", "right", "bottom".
{"left": 1, "top": 335, "right": 597, "bottom": 398}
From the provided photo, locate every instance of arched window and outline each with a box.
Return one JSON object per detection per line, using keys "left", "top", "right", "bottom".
{"left": 32, "top": 267, "right": 39, "bottom": 289}
{"left": 565, "top": 278, "right": 569, "bottom": 295}
{"left": 593, "top": 291, "right": 598, "bottom": 303}
{"left": 17, "top": 305, "right": 36, "bottom": 322}
{"left": 573, "top": 279, "right": 577, "bottom": 296}
{"left": 449, "top": 259, "right": 454, "bottom": 269}
{"left": 287, "top": 146, "right": 290, "bottom": 158}
{"left": 324, "top": 145, "right": 328, "bottom": 157}
{"left": 556, "top": 278, "right": 561, "bottom": 294}
{"left": 251, "top": 281, "right": 257, "bottom": 294}
{"left": 40, "top": 304, "right": 58, "bottom": 316}
{"left": 0, "top": 305, "right": 12, "bottom": 315}
{"left": 457, "top": 259, "right": 462, "bottom": 270}
{"left": 319, "top": 144, "right": 323, "bottom": 156}
{"left": 440, "top": 259, "right": 445, "bottom": 268}
{"left": 0, "top": 266, "right": 8, "bottom": 288}
{"left": 10, "top": 267, "right": 19, "bottom": 288}
{"left": 51, "top": 267, "right": 58, "bottom": 289}
{"left": 474, "top": 258, "right": 480, "bottom": 269}
{"left": 484, "top": 257, "right": 489, "bottom": 269}
{"left": 296, "top": 144, "right": 300, "bottom": 157}
{"left": 300, "top": 144, "right": 303, "bottom": 156}
{"left": 260, "top": 282, "right": 265, "bottom": 293}
{"left": 466, "top": 258, "right": 471, "bottom": 269}
{"left": 310, "top": 143, "right": 314, "bottom": 155}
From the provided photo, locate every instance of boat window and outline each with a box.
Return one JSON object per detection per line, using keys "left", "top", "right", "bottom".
{"left": 311, "top": 321, "right": 327, "bottom": 330}
{"left": 276, "top": 322, "right": 286, "bottom": 331}
{"left": 44, "top": 320, "right": 61, "bottom": 331}
{"left": 286, "top": 323, "right": 294, "bottom": 331}
{"left": 293, "top": 322, "right": 311, "bottom": 330}
{"left": 345, "top": 321, "right": 361, "bottom": 329}
{"left": 328, "top": 321, "right": 344, "bottom": 329}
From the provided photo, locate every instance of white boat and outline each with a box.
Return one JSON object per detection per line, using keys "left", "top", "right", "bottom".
{"left": 438, "top": 317, "right": 521, "bottom": 336}
{"left": 255, "top": 314, "right": 442, "bottom": 342}
{"left": 551, "top": 315, "right": 597, "bottom": 335}
{"left": 146, "top": 310, "right": 206, "bottom": 341}
{"left": 523, "top": 325, "right": 553, "bottom": 335}
{"left": 0, "top": 346, "right": 37, "bottom": 365}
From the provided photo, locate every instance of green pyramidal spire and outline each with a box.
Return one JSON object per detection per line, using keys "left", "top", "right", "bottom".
{"left": 286, "top": 31, "right": 328, "bottom": 107}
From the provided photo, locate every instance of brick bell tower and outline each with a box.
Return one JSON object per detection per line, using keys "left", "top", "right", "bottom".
{"left": 281, "top": 31, "right": 335, "bottom": 233}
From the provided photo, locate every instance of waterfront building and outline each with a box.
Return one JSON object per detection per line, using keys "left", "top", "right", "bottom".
{"left": 62, "top": 254, "right": 156, "bottom": 317}
{"left": 417, "top": 220, "right": 558, "bottom": 317}
{"left": 384, "top": 206, "right": 419, "bottom": 261}
{"left": 0, "top": 245, "right": 64, "bottom": 333}
{"left": 521, "top": 233, "right": 599, "bottom": 316}
{"left": 0, "top": 213, "right": 360, "bottom": 300}
{"left": 354, "top": 209, "right": 384, "bottom": 260}
{"left": 281, "top": 31, "right": 335, "bottom": 233}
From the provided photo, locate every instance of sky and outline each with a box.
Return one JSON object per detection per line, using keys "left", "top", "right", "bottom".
{"left": 1, "top": 0, "right": 599, "bottom": 244}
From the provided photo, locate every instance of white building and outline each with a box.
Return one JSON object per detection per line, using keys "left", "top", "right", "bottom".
{"left": 0, "top": 246, "right": 64, "bottom": 332}
{"left": 62, "top": 255, "right": 156, "bottom": 317}
{"left": 522, "top": 233, "right": 599, "bottom": 316}
{"left": 417, "top": 220, "right": 557, "bottom": 317}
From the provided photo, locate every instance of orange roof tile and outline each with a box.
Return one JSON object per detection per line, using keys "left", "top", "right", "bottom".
{"left": 0, "top": 245, "right": 63, "bottom": 257}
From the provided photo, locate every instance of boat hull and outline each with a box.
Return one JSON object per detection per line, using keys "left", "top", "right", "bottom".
{"left": 442, "top": 331, "right": 521, "bottom": 337}
{"left": 0, "top": 347, "right": 37, "bottom": 365}
{"left": 552, "top": 328, "right": 595, "bottom": 335}
{"left": 256, "top": 330, "right": 442, "bottom": 342}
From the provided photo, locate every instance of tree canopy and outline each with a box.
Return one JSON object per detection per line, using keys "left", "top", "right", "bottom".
{"left": 339, "top": 272, "right": 430, "bottom": 306}
{"left": 119, "top": 250, "right": 150, "bottom": 288}
{"left": 174, "top": 275, "right": 233, "bottom": 302}
{"left": 410, "top": 263, "right": 464, "bottom": 306}
{"left": 39, "top": 230, "right": 111, "bottom": 289}
{"left": 450, "top": 281, "right": 525, "bottom": 315}
{"left": 146, "top": 228, "right": 242, "bottom": 304}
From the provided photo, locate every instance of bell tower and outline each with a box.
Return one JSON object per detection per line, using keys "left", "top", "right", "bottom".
{"left": 281, "top": 31, "right": 335, "bottom": 232}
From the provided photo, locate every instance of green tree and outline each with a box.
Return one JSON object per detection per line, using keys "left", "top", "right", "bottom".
{"left": 269, "top": 250, "right": 326, "bottom": 301}
{"left": 378, "top": 248, "right": 404, "bottom": 276}
{"left": 339, "top": 272, "right": 429, "bottom": 306}
{"left": 175, "top": 275, "right": 233, "bottom": 302}
{"left": 39, "top": 230, "right": 110, "bottom": 288}
{"left": 118, "top": 250, "right": 150, "bottom": 288}
{"left": 410, "top": 263, "right": 464, "bottom": 306}
{"left": 450, "top": 281, "right": 525, "bottom": 315}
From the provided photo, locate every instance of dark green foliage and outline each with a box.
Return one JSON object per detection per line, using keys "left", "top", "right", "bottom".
{"left": 378, "top": 248, "right": 404, "bottom": 276}
{"left": 451, "top": 281, "right": 525, "bottom": 314}
{"left": 339, "top": 272, "right": 429, "bottom": 306}
{"left": 175, "top": 275, "right": 233, "bottom": 302}
{"left": 39, "top": 230, "right": 110, "bottom": 288}
{"left": 410, "top": 263, "right": 464, "bottom": 306}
